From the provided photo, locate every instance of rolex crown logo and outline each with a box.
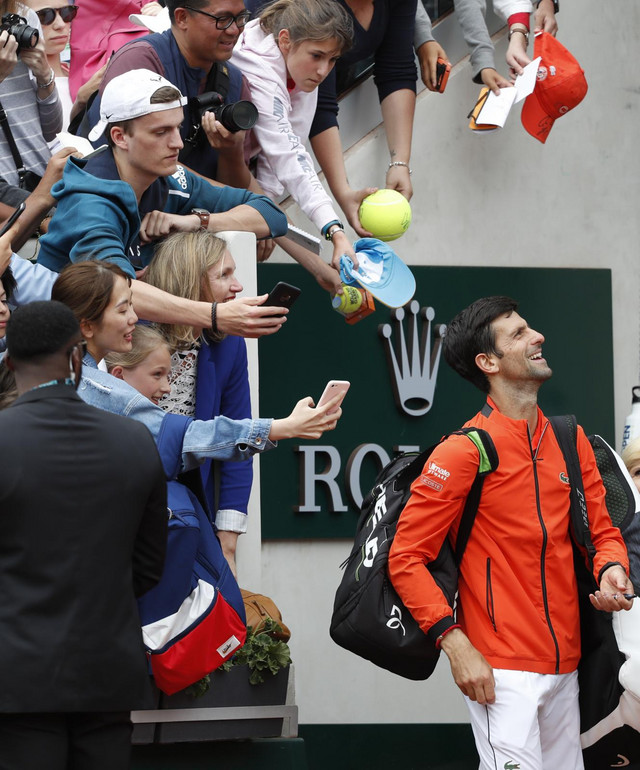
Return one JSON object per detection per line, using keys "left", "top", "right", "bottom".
{"left": 378, "top": 301, "right": 446, "bottom": 417}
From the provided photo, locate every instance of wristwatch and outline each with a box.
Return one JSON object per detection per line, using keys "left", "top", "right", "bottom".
{"left": 191, "top": 208, "right": 210, "bottom": 230}
{"left": 538, "top": 0, "right": 559, "bottom": 12}
{"left": 322, "top": 220, "right": 345, "bottom": 241}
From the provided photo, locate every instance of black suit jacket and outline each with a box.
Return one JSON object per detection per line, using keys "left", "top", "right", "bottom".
{"left": 0, "top": 384, "right": 167, "bottom": 712}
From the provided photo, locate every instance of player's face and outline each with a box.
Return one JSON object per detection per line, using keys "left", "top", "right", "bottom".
{"left": 488, "top": 311, "right": 552, "bottom": 384}
{"left": 280, "top": 36, "right": 342, "bottom": 93}
{"left": 122, "top": 108, "right": 184, "bottom": 179}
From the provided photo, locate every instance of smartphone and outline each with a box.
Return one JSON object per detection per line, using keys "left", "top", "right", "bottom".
{"left": 317, "top": 380, "right": 350, "bottom": 415}
{"left": 435, "top": 57, "right": 451, "bottom": 93}
{"left": 0, "top": 201, "right": 25, "bottom": 238}
{"left": 263, "top": 282, "right": 301, "bottom": 313}
{"left": 82, "top": 144, "right": 108, "bottom": 160}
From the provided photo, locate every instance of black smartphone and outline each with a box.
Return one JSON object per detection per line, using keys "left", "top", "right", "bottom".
{"left": 82, "top": 144, "right": 108, "bottom": 160}
{"left": 0, "top": 201, "right": 25, "bottom": 238}
{"left": 263, "top": 282, "right": 301, "bottom": 312}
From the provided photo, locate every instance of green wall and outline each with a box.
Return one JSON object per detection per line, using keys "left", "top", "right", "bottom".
{"left": 257, "top": 265, "right": 613, "bottom": 539}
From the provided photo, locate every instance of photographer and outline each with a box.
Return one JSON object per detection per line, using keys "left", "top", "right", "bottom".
{"left": 84, "top": 0, "right": 251, "bottom": 188}
{"left": 0, "top": 2, "right": 61, "bottom": 188}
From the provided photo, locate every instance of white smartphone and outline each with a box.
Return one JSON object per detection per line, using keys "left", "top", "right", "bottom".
{"left": 317, "top": 380, "right": 350, "bottom": 415}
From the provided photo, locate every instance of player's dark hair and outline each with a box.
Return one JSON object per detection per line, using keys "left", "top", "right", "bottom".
{"left": 443, "top": 296, "right": 519, "bottom": 393}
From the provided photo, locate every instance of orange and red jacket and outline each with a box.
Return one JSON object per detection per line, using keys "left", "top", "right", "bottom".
{"left": 388, "top": 399, "right": 629, "bottom": 675}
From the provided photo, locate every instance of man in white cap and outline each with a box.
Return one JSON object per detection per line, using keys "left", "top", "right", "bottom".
{"left": 84, "top": 0, "right": 251, "bottom": 186}
{"left": 36, "top": 69, "right": 289, "bottom": 335}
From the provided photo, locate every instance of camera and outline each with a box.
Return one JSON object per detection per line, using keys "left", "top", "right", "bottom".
{"left": 190, "top": 91, "right": 258, "bottom": 133}
{"left": 0, "top": 13, "right": 39, "bottom": 50}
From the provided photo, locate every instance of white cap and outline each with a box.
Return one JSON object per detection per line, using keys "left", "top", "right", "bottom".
{"left": 88, "top": 69, "right": 187, "bottom": 142}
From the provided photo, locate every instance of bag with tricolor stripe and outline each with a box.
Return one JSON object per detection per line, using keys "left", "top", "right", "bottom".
{"left": 137, "top": 413, "right": 246, "bottom": 695}
{"left": 137, "top": 478, "right": 246, "bottom": 695}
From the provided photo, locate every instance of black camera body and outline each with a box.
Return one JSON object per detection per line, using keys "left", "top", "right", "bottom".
{"left": 190, "top": 91, "right": 258, "bottom": 133}
{"left": 0, "top": 13, "right": 39, "bottom": 50}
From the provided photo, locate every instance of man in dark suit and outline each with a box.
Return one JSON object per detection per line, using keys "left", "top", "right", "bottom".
{"left": 0, "top": 301, "right": 167, "bottom": 770}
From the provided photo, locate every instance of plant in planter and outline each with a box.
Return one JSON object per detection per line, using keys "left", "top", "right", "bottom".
{"left": 184, "top": 619, "right": 291, "bottom": 696}
{"left": 222, "top": 619, "right": 292, "bottom": 684}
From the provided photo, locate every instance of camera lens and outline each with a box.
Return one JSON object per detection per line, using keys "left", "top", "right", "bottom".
{"left": 217, "top": 101, "right": 258, "bottom": 133}
{"left": 14, "top": 25, "right": 38, "bottom": 49}
{"left": 0, "top": 15, "right": 39, "bottom": 49}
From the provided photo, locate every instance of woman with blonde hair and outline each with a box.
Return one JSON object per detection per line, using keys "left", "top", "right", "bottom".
{"left": 144, "top": 230, "right": 249, "bottom": 576}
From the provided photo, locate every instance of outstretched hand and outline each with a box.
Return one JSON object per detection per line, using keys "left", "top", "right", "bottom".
{"left": 534, "top": 0, "right": 558, "bottom": 35}
{"left": 506, "top": 34, "right": 531, "bottom": 78}
{"left": 417, "top": 40, "right": 449, "bottom": 91}
{"left": 216, "top": 294, "right": 287, "bottom": 338}
{"left": 269, "top": 395, "right": 342, "bottom": 441}
{"left": 0, "top": 219, "right": 21, "bottom": 274}
{"left": 336, "top": 186, "right": 377, "bottom": 237}
{"left": 385, "top": 165, "right": 413, "bottom": 201}
{"left": 480, "top": 68, "right": 512, "bottom": 95}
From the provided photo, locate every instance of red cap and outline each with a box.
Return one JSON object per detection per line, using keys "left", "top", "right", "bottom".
{"left": 521, "top": 32, "right": 588, "bottom": 144}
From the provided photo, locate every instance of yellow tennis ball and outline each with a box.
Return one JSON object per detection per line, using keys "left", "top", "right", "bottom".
{"left": 358, "top": 189, "right": 412, "bottom": 242}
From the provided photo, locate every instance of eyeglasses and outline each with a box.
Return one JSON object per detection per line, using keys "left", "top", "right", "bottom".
{"left": 182, "top": 5, "right": 250, "bottom": 30}
{"left": 35, "top": 5, "right": 78, "bottom": 25}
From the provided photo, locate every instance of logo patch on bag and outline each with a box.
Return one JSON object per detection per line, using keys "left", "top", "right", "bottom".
{"left": 217, "top": 635, "right": 242, "bottom": 658}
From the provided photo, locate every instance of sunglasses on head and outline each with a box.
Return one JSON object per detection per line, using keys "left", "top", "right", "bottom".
{"left": 35, "top": 5, "right": 78, "bottom": 25}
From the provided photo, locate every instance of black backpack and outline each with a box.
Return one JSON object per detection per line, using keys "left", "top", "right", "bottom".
{"left": 329, "top": 428, "right": 498, "bottom": 681}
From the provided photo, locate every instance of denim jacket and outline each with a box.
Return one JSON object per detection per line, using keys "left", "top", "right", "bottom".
{"left": 79, "top": 353, "right": 275, "bottom": 472}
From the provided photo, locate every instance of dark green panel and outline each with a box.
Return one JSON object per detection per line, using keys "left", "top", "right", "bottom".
{"left": 258, "top": 265, "right": 613, "bottom": 539}
{"left": 133, "top": 737, "right": 308, "bottom": 769}
{"left": 299, "top": 723, "right": 478, "bottom": 770}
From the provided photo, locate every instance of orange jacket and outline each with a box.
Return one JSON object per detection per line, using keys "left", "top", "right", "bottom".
{"left": 388, "top": 399, "right": 629, "bottom": 675}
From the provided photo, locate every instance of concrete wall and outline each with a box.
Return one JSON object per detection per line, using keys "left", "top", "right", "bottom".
{"left": 240, "top": 0, "right": 640, "bottom": 726}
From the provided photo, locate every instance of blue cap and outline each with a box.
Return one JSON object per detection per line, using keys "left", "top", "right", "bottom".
{"left": 339, "top": 238, "right": 416, "bottom": 308}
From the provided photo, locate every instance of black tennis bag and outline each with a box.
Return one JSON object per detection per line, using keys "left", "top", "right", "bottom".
{"left": 550, "top": 417, "right": 640, "bottom": 770}
{"left": 330, "top": 428, "right": 498, "bottom": 680}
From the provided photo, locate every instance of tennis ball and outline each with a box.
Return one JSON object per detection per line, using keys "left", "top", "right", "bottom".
{"left": 358, "top": 189, "right": 412, "bottom": 242}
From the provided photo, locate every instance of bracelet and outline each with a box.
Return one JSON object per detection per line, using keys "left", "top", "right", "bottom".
{"left": 435, "top": 623, "right": 462, "bottom": 650}
{"left": 388, "top": 161, "right": 412, "bottom": 176}
{"left": 327, "top": 224, "right": 344, "bottom": 242}
{"left": 320, "top": 219, "right": 343, "bottom": 240}
{"left": 322, "top": 219, "right": 344, "bottom": 242}
{"left": 37, "top": 69, "right": 55, "bottom": 89}
{"left": 508, "top": 27, "right": 529, "bottom": 43}
{"left": 210, "top": 302, "right": 218, "bottom": 333}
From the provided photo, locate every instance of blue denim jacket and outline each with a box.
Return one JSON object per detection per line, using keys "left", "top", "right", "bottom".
{"left": 79, "top": 353, "right": 275, "bottom": 472}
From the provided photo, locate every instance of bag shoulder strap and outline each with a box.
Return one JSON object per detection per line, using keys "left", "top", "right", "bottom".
{"left": 393, "top": 425, "right": 499, "bottom": 565}
{"left": 0, "top": 100, "right": 27, "bottom": 178}
{"left": 453, "top": 427, "right": 499, "bottom": 565}
{"left": 548, "top": 414, "right": 596, "bottom": 567}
